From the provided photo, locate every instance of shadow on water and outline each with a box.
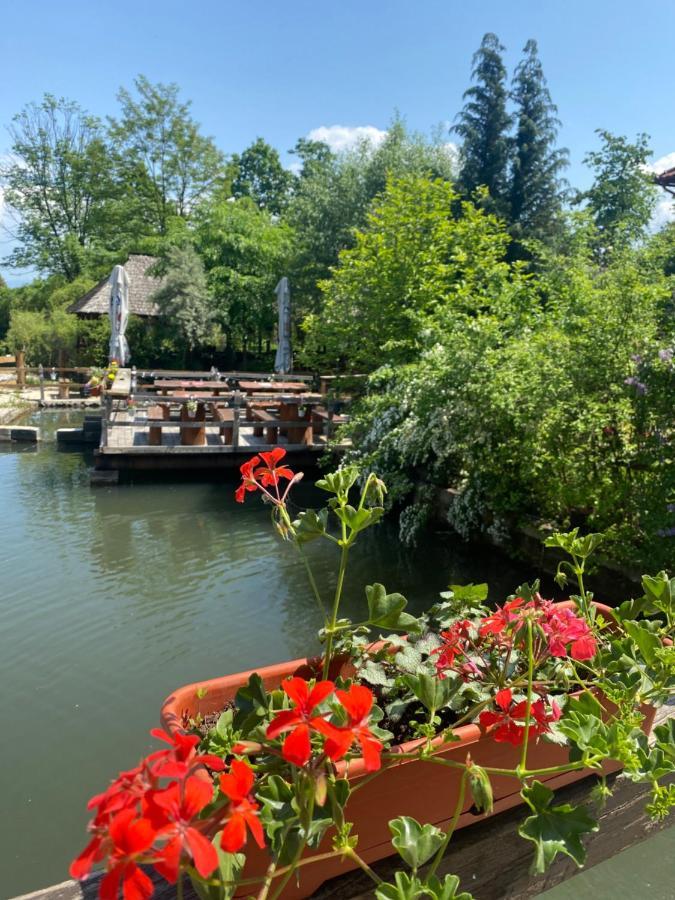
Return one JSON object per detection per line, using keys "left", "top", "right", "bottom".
{"left": 1, "top": 409, "right": 550, "bottom": 897}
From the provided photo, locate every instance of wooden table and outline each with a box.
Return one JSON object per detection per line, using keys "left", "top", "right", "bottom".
{"left": 154, "top": 380, "right": 230, "bottom": 396}
{"left": 238, "top": 380, "right": 307, "bottom": 394}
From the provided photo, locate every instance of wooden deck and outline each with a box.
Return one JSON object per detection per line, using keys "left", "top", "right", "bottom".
{"left": 14, "top": 702, "right": 674, "bottom": 900}
{"left": 95, "top": 404, "right": 346, "bottom": 473}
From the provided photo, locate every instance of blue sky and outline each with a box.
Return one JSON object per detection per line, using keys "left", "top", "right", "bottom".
{"left": 2, "top": 0, "right": 674, "bottom": 284}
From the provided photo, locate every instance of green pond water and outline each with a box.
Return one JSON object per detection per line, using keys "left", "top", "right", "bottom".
{"left": 0, "top": 410, "right": 538, "bottom": 897}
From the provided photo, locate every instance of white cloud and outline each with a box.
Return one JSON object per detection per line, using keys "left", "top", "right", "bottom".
{"left": 651, "top": 151, "right": 675, "bottom": 174}
{"left": 652, "top": 196, "right": 675, "bottom": 230}
{"left": 307, "top": 124, "right": 387, "bottom": 153}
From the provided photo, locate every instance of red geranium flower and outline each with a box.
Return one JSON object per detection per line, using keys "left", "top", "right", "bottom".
{"left": 256, "top": 447, "right": 294, "bottom": 488}
{"left": 235, "top": 455, "right": 262, "bottom": 503}
{"left": 315, "top": 684, "right": 383, "bottom": 771}
{"left": 479, "top": 688, "right": 561, "bottom": 746}
{"left": 149, "top": 728, "right": 226, "bottom": 779}
{"left": 98, "top": 809, "right": 157, "bottom": 900}
{"left": 479, "top": 598, "right": 525, "bottom": 638}
{"left": 434, "top": 619, "right": 475, "bottom": 677}
{"left": 266, "top": 677, "right": 335, "bottom": 766}
{"left": 149, "top": 776, "right": 219, "bottom": 882}
{"left": 219, "top": 760, "right": 265, "bottom": 853}
{"left": 541, "top": 608, "right": 598, "bottom": 661}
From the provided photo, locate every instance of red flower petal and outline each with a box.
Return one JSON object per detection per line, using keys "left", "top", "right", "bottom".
{"left": 357, "top": 731, "right": 383, "bottom": 771}
{"left": 494, "top": 688, "right": 512, "bottom": 711}
{"left": 243, "top": 806, "right": 266, "bottom": 849}
{"left": 220, "top": 813, "right": 247, "bottom": 852}
{"left": 336, "top": 684, "right": 373, "bottom": 723}
{"left": 219, "top": 760, "right": 255, "bottom": 803}
{"left": 282, "top": 676, "right": 310, "bottom": 709}
{"left": 69, "top": 836, "right": 103, "bottom": 879}
{"left": 266, "top": 708, "right": 303, "bottom": 739}
{"left": 186, "top": 826, "right": 219, "bottom": 878}
{"left": 121, "top": 862, "right": 154, "bottom": 900}
{"left": 282, "top": 724, "right": 312, "bottom": 767}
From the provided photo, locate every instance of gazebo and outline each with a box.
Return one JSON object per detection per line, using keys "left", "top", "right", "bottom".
{"left": 653, "top": 166, "right": 675, "bottom": 197}
{"left": 68, "top": 254, "right": 164, "bottom": 319}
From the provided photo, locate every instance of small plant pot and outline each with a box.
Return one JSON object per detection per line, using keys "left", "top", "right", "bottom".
{"left": 160, "top": 602, "right": 656, "bottom": 899}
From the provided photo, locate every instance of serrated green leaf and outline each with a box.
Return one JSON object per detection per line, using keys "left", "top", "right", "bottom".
{"left": 403, "top": 673, "right": 457, "bottom": 712}
{"left": 519, "top": 781, "right": 598, "bottom": 874}
{"left": 389, "top": 816, "right": 444, "bottom": 869}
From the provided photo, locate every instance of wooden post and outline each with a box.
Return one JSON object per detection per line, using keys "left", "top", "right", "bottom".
{"left": 326, "top": 408, "right": 335, "bottom": 440}
{"left": 232, "top": 391, "right": 241, "bottom": 449}
{"left": 16, "top": 350, "right": 26, "bottom": 388}
{"left": 101, "top": 395, "right": 111, "bottom": 448}
{"left": 38, "top": 364, "right": 45, "bottom": 404}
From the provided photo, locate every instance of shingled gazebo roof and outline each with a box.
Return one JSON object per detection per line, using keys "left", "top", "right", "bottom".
{"left": 654, "top": 166, "right": 675, "bottom": 197}
{"left": 69, "top": 255, "right": 164, "bottom": 318}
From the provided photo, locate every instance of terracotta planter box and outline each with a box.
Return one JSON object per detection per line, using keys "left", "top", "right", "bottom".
{"left": 160, "top": 602, "right": 656, "bottom": 899}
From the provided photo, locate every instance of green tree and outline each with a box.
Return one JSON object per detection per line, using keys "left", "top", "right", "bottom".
{"left": 302, "top": 174, "right": 523, "bottom": 372}
{"left": 109, "top": 76, "right": 224, "bottom": 234}
{"left": 288, "top": 118, "right": 456, "bottom": 318}
{"left": 230, "top": 138, "right": 294, "bottom": 215}
{"left": 150, "top": 244, "right": 213, "bottom": 356}
{"left": 454, "top": 33, "right": 512, "bottom": 216}
{"left": 6, "top": 309, "right": 49, "bottom": 360}
{"left": 579, "top": 130, "right": 657, "bottom": 250}
{"left": 509, "top": 40, "right": 568, "bottom": 246}
{"left": 1, "top": 95, "right": 116, "bottom": 278}
{"left": 195, "top": 198, "right": 293, "bottom": 359}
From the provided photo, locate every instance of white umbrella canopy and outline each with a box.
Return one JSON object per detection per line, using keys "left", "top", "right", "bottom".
{"left": 109, "top": 264, "right": 130, "bottom": 365}
{"left": 274, "top": 277, "right": 292, "bottom": 374}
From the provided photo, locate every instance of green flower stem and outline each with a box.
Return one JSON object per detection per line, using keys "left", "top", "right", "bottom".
{"left": 345, "top": 848, "right": 383, "bottom": 885}
{"left": 177, "top": 872, "right": 184, "bottom": 900}
{"left": 519, "top": 619, "right": 535, "bottom": 774}
{"left": 269, "top": 791, "right": 316, "bottom": 900}
{"left": 296, "top": 542, "right": 328, "bottom": 618}
{"left": 256, "top": 859, "right": 279, "bottom": 900}
{"left": 322, "top": 541, "right": 349, "bottom": 679}
{"left": 426, "top": 769, "right": 468, "bottom": 881}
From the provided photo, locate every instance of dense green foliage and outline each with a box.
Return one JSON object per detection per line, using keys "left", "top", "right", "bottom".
{"left": 315, "top": 174, "right": 673, "bottom": 570}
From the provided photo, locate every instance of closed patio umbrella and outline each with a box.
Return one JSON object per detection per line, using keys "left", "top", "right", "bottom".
{"left": 109, "top": 264, "right": 130, "bottom": 365}
{"left": 274, "top": 277, "right": 292, "bottom": 374}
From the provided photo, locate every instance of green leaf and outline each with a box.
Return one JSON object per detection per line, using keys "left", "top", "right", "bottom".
{"left": 389, "top": 816, "right": 444, "bottom": 869}
{"left": 316, "top": 466, "right": 360, "bottom": 496}
{"left": 623, "top": 621, "right": 661, "bottom": 667}
{"left": 366, "top": 583, "right": 420, "bottom": 632}
{"left": 403, "top": 673, "right": 457, "bottom": 712}
{"left": 448, "top": 583, "right": 488, "bottom": 603}
{"left": 376, "top": 872, "right": 425, "bottom": 900}
{"left": 292, "top": 508, "right": 329, "bottom": 544}
{"left": 424, "top": 874, "right": 475, "bottom": 900}
{"left": 518, "top": 781, "right": 598, "bottom": 874}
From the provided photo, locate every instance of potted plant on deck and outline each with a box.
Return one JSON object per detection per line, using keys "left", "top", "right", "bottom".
{"left": 71, "top": 450, "right": 674, "bottom": 900}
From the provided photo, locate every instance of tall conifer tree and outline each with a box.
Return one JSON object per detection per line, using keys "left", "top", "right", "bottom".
{"left": 454, "top": 33, "right": 511, "bottom": 217}
{"left": 509, "top": 40, "right": 568, "bottom": 244}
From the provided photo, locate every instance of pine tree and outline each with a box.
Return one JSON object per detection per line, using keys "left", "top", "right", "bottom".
{"left": 454, "top": 33, "right": 511, "bottom": 217}
{"left": 509, "top": 40, "right": 568, "bottom": 245}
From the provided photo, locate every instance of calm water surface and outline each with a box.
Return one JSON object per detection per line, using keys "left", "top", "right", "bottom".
{"left": 0, "top": 411, "right": 536, "bottom": 897}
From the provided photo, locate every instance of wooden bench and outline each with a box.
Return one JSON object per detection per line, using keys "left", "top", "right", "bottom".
{"left": 311, "top": 407, "right": 349, "bottom": 437}
{"left": 211, "top": 405, "right": 235, "bottom": 445}
{"left": 252, "top": 409, "right": 279, "bottom": 443}
{"left": 179, "top": 403, "right": 206, "bottom": 446}
{"left": 246, "top": 398, "right": 281, "bottom": 416}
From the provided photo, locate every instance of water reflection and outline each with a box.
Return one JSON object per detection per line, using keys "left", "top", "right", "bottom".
{"left": 0, "top": 410, "right": 537, "bottom": 897}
